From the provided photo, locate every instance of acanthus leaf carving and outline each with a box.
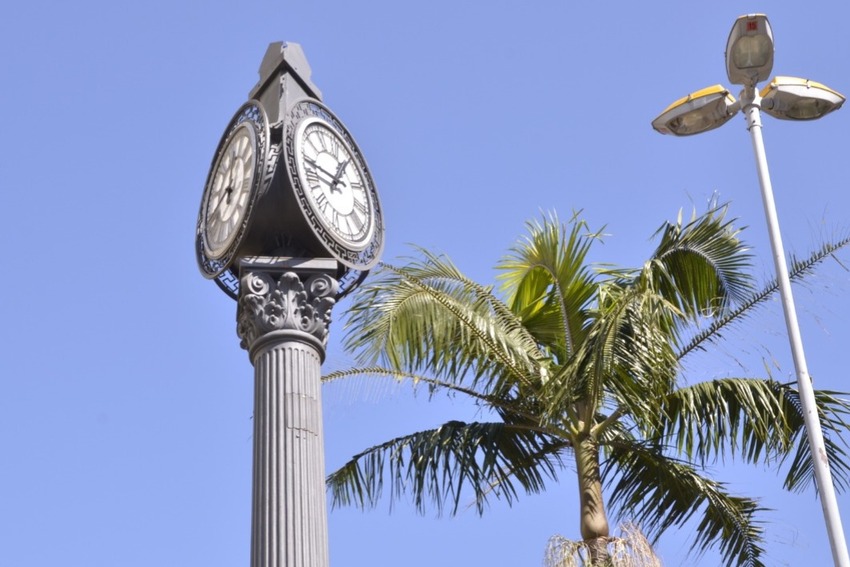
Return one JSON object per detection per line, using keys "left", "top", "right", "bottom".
{"left": 237, "top": 270, "right": 338, "bottom": 351}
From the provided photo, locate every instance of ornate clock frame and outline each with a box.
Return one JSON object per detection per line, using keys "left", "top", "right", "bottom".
{"left": 195, "top": 42, "right": 384, "bottom": 300}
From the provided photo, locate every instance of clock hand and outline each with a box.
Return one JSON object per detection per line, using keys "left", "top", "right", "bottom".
{"left": 329, "top": 158, "right": 350, "bottom": 193}
{"left": 304, "top": 157, "right": 338, "bottom": 183}
{"left": 208, "top": 186, "right": 233, "bottom": 218}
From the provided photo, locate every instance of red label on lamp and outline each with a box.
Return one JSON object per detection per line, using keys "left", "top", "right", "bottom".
{"left": 747, "top": 21, "right": 758, "bottom": 31}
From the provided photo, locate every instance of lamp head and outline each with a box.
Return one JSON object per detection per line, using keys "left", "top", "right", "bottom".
{"left": 652, "top": 85, "right": 738, "bottom": 136}
{"left": 761, "top": 76, "right": 845, "bottom": 120}
{"left": 726, "top": 14, "right": 774, "bottom": 87}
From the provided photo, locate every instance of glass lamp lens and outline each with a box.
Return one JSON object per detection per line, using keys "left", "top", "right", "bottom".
{"left": 731, "top": 35, "right": 772, "bottom": 69}
{"left": 786, "top": 98, "right": 830, "bottom": 120}
{"left": 670, "top": 109, "right": 714, "bottom": 134}
{"left": 725, "top": 14, "right": 774, "bottom": 85}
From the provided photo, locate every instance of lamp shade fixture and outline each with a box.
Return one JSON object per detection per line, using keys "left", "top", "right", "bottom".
{"left": 760, "top": 76, "right": 845, "bottom": 120}
{"left": 726, "top": 14, "right": 774, "bottom": 86}
{"left": 652, "top": 85, "right": 738, "bottom": 136}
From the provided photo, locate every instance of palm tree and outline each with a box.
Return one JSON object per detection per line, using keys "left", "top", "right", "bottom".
{"left": 324, "top": 201, "right": 850, "bottom": 566}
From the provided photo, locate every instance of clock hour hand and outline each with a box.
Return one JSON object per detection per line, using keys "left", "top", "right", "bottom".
{"left": 210, "top": 168, "right": 240, "bottom": 214}
{"left": 329, "top": 159, "right": 350, "bottom": 193}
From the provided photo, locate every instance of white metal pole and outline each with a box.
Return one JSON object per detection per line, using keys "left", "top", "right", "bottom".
{"left": 743, "top": 95, "right": 850, "bottom": 567}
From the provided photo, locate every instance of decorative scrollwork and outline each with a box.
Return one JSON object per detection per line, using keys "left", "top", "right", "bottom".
{"left": 215, "top": 261, "right": 363, "bottom": 302}
{"left": 237, "top": 270, "right": 338, "bottom": 352}
{"left": 214, "top": 264, "right": 364, "bottom": 301}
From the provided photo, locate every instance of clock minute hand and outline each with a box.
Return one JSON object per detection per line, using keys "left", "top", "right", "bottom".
{"left": 208, "top": 185, "right": 233, "bottom": 218}
{"left": 304, "top": 157, "right": 338, "bottom": 184}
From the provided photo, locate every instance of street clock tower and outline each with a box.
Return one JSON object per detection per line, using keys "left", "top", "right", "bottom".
{"left": 195, "top": 42, "right": 384, "bottom": 567}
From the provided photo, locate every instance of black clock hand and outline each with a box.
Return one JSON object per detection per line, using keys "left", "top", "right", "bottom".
{"left": 208, "top": 186, "right": 233, "bottom": 218}
{"left": 209, "top": 166, "right": 239, "bottom": 216}
{"left": 304, "top": 157, "right": 338, "bottom": 184}
{"left": 329, "top": 159, "right": 350, "bottom": 193}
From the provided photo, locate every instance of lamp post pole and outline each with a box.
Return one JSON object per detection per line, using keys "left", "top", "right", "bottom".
{"left": 652, "top": 15, "right": 849, "bottom": 563}
{"left": 742, "top": 91, "right": 850, "bottom": 567}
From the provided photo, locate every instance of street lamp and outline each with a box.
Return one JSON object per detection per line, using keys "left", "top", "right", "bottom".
{"left": 761, "top": 76, "right": 845, "bottom": 120}
{"left": 652, "top": 85, "right": 737, "bottom": 136}
{"left": 652, "top": 14, "right": 849, "bottom": 567}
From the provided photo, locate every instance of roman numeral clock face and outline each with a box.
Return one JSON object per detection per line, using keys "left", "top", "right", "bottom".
{"left": 203, "top": 123, "right": 257, "bottom": 259}
{"left": 295, "top": 117, "right": 375, "bottom": 251}
{"left": 196, "top": 100, "right": 275, "bottom": 293}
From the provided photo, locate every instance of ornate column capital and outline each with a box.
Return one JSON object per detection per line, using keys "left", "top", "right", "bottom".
{"left": 236, "top": 257, "right": 339, "bottom": 359}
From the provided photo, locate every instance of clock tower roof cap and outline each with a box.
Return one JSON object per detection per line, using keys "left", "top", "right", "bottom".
{"left": 251, "top": 41, "right": 323, "bottom": 102}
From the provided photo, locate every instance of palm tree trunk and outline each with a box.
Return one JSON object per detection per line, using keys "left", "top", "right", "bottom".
{"left": 575, "top": 435, "right": 610, "bottom": 565}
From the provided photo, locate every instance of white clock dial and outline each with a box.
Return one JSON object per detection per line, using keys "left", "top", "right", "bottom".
{"left": 295, "top": 117, "right": 374, "bottom": 250}
{"left": 203, "top": 123, "right": 257, "bottom": 259}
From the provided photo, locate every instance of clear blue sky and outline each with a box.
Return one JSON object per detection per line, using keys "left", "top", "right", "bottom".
{"left": 2, "top": 2, "right": 850, "bottom": 566}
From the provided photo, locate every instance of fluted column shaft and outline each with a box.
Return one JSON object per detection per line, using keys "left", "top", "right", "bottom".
{"left": 250, "top": 337, "right": 327, "bottom": 567}
{"left": 236, "top": 259, "right": 338, "bottom": 567}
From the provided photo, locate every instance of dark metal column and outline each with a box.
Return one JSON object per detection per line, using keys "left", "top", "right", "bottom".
{"left": 237, "top": 258, "right": 338, "bottom": 567}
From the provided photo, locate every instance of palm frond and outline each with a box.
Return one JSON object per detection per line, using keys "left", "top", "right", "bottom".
{"left": 343, "top": 254, "right": 544, "bottom": 393}
{"left": 603, "top": 438, "right": 766, "bottom": 567}
{"left": 652, "top": 378, "right": 850, "bottom": 493}
{"left": 646, "top": 200, "right": 754, "bottom": 320}
{"left": 497, "top": 211, "right": 600, "bottom": 363}
{"left": 326, "top": 420, "right": 567, "bottom": 515}
{"left": 656, "top": 378, "right": 794, "bottom": 466}
{"left": 551, "top": 284, "right": 678, "bottom": 430}
{"left": 777, "top": 386, "right": 850, "bottom": 493}
{"left": 402, "top": 248, "right": 545, "bottom": 358}
{"left": 322, "top": 366, "right": 549, "bottom": 426}
{"left": 678, "top": 233, "right": 850, "bottom": 360}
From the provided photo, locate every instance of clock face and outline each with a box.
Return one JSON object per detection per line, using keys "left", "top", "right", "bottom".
{"left": 284, "top": 99, "right": 383, "bottom": 271}
{"left": 196, "top": 101, "right": 273, "bottom": 285}
{"left": 295, "top": 117, "right": 375, "bottom": 250}
{"left": 203, "top": 123, "right": 257, "bottom": 259}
